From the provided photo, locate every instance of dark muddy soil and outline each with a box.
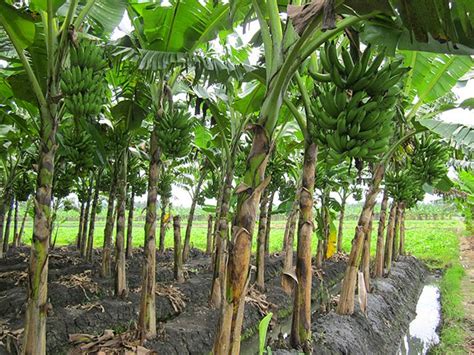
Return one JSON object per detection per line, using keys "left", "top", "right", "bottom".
{"left": 0, "top": 246, "right": 347, "bottom": 354}
{"left": 307, "top": 256, "right": 427, "bottom": 354}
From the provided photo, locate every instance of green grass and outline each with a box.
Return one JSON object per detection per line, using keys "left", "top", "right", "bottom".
{"left": 432, "top": 264, "right": 467, "bottom": 354}
{"left": 23, "top": 218, "right": 462, "bottom": 263}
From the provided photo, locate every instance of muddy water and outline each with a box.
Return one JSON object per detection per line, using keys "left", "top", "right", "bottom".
{"left": 398, "top": 284, "right": 441, "bottom": 355}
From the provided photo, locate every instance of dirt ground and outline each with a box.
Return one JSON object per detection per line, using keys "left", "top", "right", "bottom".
{"left": 0, "top": 246, "right": 429, "bottom": 354}
{"left": 0, "top": 246, "right": 346, "bottom": 354}
{"left": 460, "top": 235, "right": 474, "bottom": 353}
{"left": 269, "top": 256, "right": 427, "bottom": 354}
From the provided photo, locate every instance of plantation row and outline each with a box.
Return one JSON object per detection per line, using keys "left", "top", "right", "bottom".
{"left": 0, "top": 0, "right": 473, "bottom": 354}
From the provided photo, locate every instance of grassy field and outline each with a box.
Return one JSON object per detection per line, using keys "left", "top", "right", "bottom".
{"left": 21, "top": 218, "right": 463, "bottom": 269}
{"left": 434, "top": 264, "right": 466, "bottom": 354}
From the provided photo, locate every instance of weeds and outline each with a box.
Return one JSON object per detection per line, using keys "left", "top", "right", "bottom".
{"left": 432, "top": 264, "right": 467, "bottom": 354}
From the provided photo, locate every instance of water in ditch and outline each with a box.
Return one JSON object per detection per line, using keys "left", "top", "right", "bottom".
{"left": 398, "top": 284, "right": 441, "bottom": 355}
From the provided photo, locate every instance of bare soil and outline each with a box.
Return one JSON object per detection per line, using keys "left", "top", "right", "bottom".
{"left": 272, "top": 256, "right": 428, "bottom": 354}
{"left": 0, "top": 247, "right": 428, "bottom": 354}
{"left": 0, "top": 246, "right": 346, "bottom": 354}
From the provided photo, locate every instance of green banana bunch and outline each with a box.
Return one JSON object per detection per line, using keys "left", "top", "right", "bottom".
{"left": 70, "top": 41, "right": 107, "bottom": 71}
{"left": 158, "top": 171, "right": 173, "bottom": 199}
{"left": 156, "top": 110, "right": 195, "bottom": 158}
{"left": 60, "top": 39, "right": 107, "bottom": 118}
{"left": 410, "top": 134, "right": 450, "bottom": 185}
{"left": 385, "top": 169, "right": 424, "bottom": 206}
{"left": 62, "top": 129, "right": 96, "bottom": 173}
{"left": 308, "top": 41, "right": 410, "bottom": 164}
{"left": 315, "top": 42, "right": 410, "bottom": 96}
{"left": 311, "top": 84, "right": 396, "bottom": 161}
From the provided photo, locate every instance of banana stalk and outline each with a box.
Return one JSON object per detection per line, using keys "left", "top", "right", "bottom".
{"left": 114, "top": 150, "right": 128, "bottom": 297}
{"left": 291, "top": 142, "right": 317, "bottom": 350}
{"left": 101, "top": 168, "right": 117, "bottom": 278}
{"left": 375, "top": 190, "right": 389, "bottom": 278}
{"left": 336, "top": 164, "right": 385, "bottom": 315}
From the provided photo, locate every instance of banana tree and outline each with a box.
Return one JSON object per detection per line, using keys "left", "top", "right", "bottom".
{"left": 0, "top": 126, "right": 32, "bottom": 257}
{"left": 199, "top": 80, "right": 261, "bottom": 308}
{"left": 211, "top": 1, "right": 378, "bottom": 350}
{"left": 181, "top": 153, "right": 210, "bottom": 262}
{"left": 124, "top": 0, "right": 244, "bottom": 339}
{"left": 109, "top": 82, "right": 148, "bottom": 297}
{"left": 0, "top": 1, "right": 125, "bottom": 350}
{"left": 335, "top": 36, "right": 473, "bottom": 318}
{"left": 126, "top": 154, "right": 147, "bottom": 259}
{"left": 452, "top": 169, "right": 474, "bottom": 234}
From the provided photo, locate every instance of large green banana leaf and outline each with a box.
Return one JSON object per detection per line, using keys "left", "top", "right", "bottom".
{"left": 82, "top": 0, "right": 127, "bottom": 35}
{"left": 400, "top": 51, "right": 473, "bottom": 118}
{"left": 128, "top": 0, "right": 230, "bottom": 53}
{"left": 419, "top": 119, "right": 474, "bottom": 153}
{"left": 348, "top": 0, "right": 474, "bottom": 55}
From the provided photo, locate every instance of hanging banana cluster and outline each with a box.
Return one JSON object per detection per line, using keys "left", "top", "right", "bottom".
{"left": 309, "top": 42, "right": 409, "bottom": 161}
{"left": 157, "top": 171, "right": 173, "bottom": 200}
{"left": 62, "top": 129, "right": 96, "bottom": 173}
{"left": 60, "top": 41, "right": 107, "bottom": 117}
{"left": 156, "top": 110, "right": 194, "bottom": 158}
{"left": 385, "top": 134, "right": 450, "bottom": 207}
{"left": 410, "top": 134, "right": 450, "bottom": 185}
{"left": 385, "top": 169, "right": 424, "bottom": 207}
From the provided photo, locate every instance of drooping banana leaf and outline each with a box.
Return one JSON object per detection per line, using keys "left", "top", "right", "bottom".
{"left": 419, "top": 119, "right": 474, "bottom": 153}
{"left": 350, "top": 0, "right": 474, "bottom": 55}
{"left": 128, "top": 0, "right": 230, "bottom": 53}
{"left": 400, "top": 51, "right": 473, "bottom": 119}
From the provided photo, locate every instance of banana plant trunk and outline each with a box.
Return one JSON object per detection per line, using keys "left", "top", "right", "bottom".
{"left": 256, "top": 188, "right": 270, "bottom": 290}
{"left": 0, "top": 197, "right": 5, "bottom": 257}
{"left": 392, "top": 202, "right": 402, "bottom": 261}
{"left": 114, "top": 151, "right": 128, "bottom": 297}
{"left": 12, "top": 200, "right": 19, "bottom": 247}
{"left": 322, "top": 197, "right": 330, "bottom": 259}
{"left": 86, "top": 175, "right": 100, "bottom": 261}
{"left": 2, "top": 198, "right": 13, "bottom": 254}
{"left": 183, "top": 172, "right": 206, "bottom": 262}
{"left": 80, "top": 178, "right": 93, "bottom": 258}
{"left": 384, "top": 201, "right": 397, "bottom": 275}
{"left": 159, "top": 198, "right": 168, "bottom": 253}
{"left": 283, "top": 203, "right": 298, "bottom": 271}
{"left": 264, "top": 190, "right": 275, "bottom": 254}
{"left": 211, "top": 170, "right": 225, "bottom": 256}
{"left": 101, "top": 174, "right": 116, "bottom": 278}
{"left": 126, "top": 190, "right": 135, "bottom": 259}
{"left": 315, "top": 239, "right": 323, "bottom": 269}
{"left": 282, "top": 208, "right": 291, "bottom": 252}
{"left": 337, "top": 195, "right": 347, "bottom": 253}
{"left": 361, "top": 211, "right": 374, "bottom": 292}
{"left": 138, "top": 128, "right": 160, "bottom": 339}
{"left": 23, "top": 107, "right": 58, "bottom": 354}
{"left": 336, "top": 164, "right": 384, "bottom": 315}
{"left": 206, "top": 214, "right": 213, "bottom": 255}
{"left": 399, "top": 204, "right": 406, "bottom": 256}
{"left": 210, "top": 161, "right": 234, "bottom": 308}
{"left": 173, "top": 215, "right": 184, "bottom": 283}
{"left": 375, "top": 190, "right": 389, "bottom": 278}
{"left": 290, "top": 142, "right": 317, "bottom": 349}
{"left": 213, "top": 124, "right": 271, "bottom": 355}
{"left": 76, "top": 199, "right": 85, "bottom": 249}
{"left": 19, "top": 198, "right": 31, "bottom": 244}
